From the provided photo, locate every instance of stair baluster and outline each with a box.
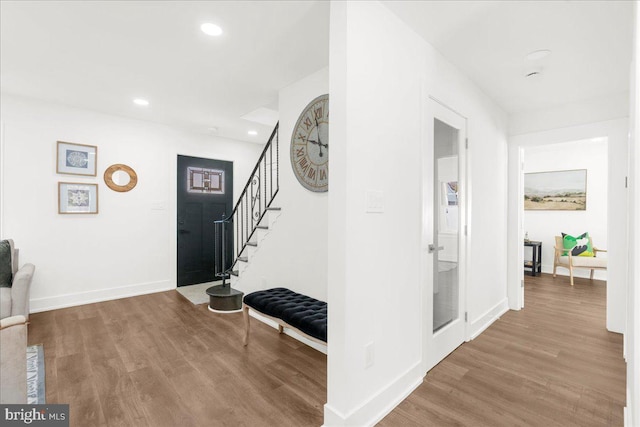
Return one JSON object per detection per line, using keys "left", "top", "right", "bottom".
{"left": 214, "top": 123, "right": 279, "bottom": 283}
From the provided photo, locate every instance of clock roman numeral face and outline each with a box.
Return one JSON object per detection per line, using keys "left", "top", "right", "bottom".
{"left": 290, "top": 94, "right": 329, "bottom": 192}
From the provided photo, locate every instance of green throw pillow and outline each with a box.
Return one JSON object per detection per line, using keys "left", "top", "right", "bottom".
{"left": 562, "top": 232, "right": 594, "bottom": 257}
{"left": 0, "top": 240, "right": 13, "bottom": 287}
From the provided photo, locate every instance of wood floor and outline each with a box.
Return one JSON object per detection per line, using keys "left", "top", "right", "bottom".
{"left": 27, "top": 273, "right": 625, "bottom": 427}
{"left": 380, "top": 273, "right": 625, "bottom": 426}
{"left": 27, "top": 290, "right": 327, "bottom": 427}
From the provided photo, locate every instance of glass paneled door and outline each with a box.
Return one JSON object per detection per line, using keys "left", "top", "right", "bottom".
{"left": 424, "top": 99, "right": 467, "bottom": 372}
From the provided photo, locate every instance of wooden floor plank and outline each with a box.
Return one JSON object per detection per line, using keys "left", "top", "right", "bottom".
{"left": 379, "top": 273, "right": 625, "bottom": 426}
{"left": 27, "top": 272, "right": 624, "bottom": 426}
{"left": 28, "top": 290, "right": 326, "bottom": 427}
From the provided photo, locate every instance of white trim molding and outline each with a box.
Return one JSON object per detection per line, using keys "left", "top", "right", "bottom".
{"left": 30, "top": 279, "right": 174, "bottom": 313}
{"left": 323, "top": 362, "right": 423, "bottom": 427}
{"left": 469, "top": 298, "right": 510, "bottom": 340}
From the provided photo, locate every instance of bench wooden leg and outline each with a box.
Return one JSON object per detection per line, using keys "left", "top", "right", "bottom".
{"left": 243, "top": 304, "right": 250, "bottom": 346}
{"left": 590, "top": 269, "right": 594, "bottom": 280}
{"left": 278, "top": 324, "right": 284, "bottom": 334}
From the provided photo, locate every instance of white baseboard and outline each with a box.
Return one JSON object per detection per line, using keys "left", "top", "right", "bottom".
{"left": 323, "top": 362, "right": 423, "bottom": 426}
{"left": 248, "top": 310, "right": 327, "bottom": 354}
{"left": 624, "top": 386, "right": 634, "bottom": 427}
{"left": 30, "top": 280, "right": 174, "bottom": 313}
{"left": 469, "top": 298, "right": 509, "bottom": 340}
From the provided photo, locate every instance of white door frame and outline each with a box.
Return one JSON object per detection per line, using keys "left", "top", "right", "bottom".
{"left": 421, "top": 96, "right": 469, "bottom": 373}
{"left": 507, "top": 120, "right": 628, "bottom": 334}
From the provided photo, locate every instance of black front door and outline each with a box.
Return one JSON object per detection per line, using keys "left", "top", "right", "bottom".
{"left": 177, "top": 155, "right": 233, "bottom": 287}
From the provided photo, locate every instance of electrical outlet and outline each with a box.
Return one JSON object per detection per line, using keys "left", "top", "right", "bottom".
{"left": 365, "top": 342, "right": 375, "bottom": 368}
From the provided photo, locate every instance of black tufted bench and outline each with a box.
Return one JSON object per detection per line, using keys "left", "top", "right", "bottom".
{"left": 242, "top": 287, "right": 327, "bottom": 346}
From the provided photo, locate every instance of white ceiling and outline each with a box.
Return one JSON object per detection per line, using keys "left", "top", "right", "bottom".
{"left": 1, "top": 1, "right": 634, "bottom": 143}
{"left": 0, "top": 1, "right": 329, "bottom": 143}
{"left": 383, "top": 0, "right": 634, "bottom": 114}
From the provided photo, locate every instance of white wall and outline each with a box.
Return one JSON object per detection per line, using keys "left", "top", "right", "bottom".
{"left": 232, "top": 67, "right": 328, "bottom": 302}
{"left": 326, "top": 2, "right": 509, "bottom": 425}
{"left": 509, "top": 92, "right": 629, "bottom": 136}
{"left": 625, "top": 2, "right": 639, "bottom": 425}
{"left": 523, "top": 139, "right": 608, "bottom": 280}
{"left": 0, "top": 93, "right": 263, "bottom": 311}
{"left": 509, "top": 118, "right": 628, "bottom": 334}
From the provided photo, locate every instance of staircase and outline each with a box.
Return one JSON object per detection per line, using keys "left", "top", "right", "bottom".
{"left": 208, "top": 123, "right": 280, "bottom": 311}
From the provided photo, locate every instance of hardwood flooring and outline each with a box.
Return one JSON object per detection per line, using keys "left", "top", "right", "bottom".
{"left": 380, "top": 273, "right": 625, "bottom": 426}
{"left": 27, "top": 290, "right": 327, "bottom": 427}
{"left": 28, "top": 273, "right": 625, "bottom": 426}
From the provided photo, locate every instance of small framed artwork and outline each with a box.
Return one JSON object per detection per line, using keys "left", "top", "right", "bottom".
{"left": 57, "top": 141, "right": 97, "bottom": 176}
{"left": 58, "top": 182, "right": 99, "bottom": 214}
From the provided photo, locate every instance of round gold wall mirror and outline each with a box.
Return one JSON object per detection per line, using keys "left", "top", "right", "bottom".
{"left": 104, "top": 164, "right": 138, "bottom": 192}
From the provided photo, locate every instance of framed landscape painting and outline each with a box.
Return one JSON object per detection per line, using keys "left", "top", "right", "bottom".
{"left": 57, "top": 141, "right": 97, "bottom": 176}
{"left": 524, "top": 169, "right": 587, "bottom": 211}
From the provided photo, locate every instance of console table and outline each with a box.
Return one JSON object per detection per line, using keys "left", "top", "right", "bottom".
{"left": 524, "top": 240, "right": 542, "bottom": 276}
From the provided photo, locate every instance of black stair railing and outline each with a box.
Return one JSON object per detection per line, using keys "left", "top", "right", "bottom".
{"left": 214, "top": 123, "right": 279, "bottom": 282}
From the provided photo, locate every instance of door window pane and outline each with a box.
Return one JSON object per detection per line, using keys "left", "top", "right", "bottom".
{"left": 433, "top": 119, "right": 459, "bottom": 332}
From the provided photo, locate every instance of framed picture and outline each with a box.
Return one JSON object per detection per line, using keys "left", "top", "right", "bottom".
{"left": 524, "top": 169, "right": 587, "bottom": 211}
{"left": 57, "top": 141, "right": 97, "bottom": 176}
{"left": 58, "top": 182, "right": 99, "bottom": 214}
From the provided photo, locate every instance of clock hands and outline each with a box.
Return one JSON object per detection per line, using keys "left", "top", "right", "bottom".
{"left": 308, "top": 139, "right": 328, "bottom": 148}
{"left": 311, "top": 116, "right": 327, "bottom": 157}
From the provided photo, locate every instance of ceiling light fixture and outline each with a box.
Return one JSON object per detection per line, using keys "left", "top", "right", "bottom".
{"left": 133, "top": 98, "right": 149, "bottom": 106}
{"left": 201, "top": 23, "right": 223, "bottom": 37}
{"left": 525, "top": 49, "right": 551, "bottom": 61}
{"left": 248, "top": 130, "right": 258, "bottom": 136}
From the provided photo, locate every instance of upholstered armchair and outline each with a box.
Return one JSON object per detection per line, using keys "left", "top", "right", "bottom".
{"left": 0, "top": 239, "right": 35, "bottom": 320}
{"left": 0, "top": 315, "right": 27, "bottom": 403}
{"left": 553, "top": 235, "right": 607, "bottom": 286}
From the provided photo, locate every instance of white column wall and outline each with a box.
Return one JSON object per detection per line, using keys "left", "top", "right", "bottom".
{"left": 326, "top": 2, "right": 509, "bottom": 425}
{"left": 625, "top": 2, "right": 639, "bottom": 425}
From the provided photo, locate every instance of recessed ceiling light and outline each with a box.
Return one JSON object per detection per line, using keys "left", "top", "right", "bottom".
{"left": 201, "top": 23, "right": 223, "bottom": 37}
{"left": 133, "top": 98, "right": 149, "bottom": 106}
{"left": 525, "top": 49, "right": 551, "bottom": 61}
{"left": 248, "top": 130, "right": 258, "bottom": 136}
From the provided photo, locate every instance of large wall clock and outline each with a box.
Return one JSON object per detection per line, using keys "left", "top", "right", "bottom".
{"left": 290, "top": 94, "right": 329, "bottom": 192}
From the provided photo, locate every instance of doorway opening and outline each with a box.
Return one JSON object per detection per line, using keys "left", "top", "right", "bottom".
{"left": 522, "top": 138, "right": 609, "bottom": 290}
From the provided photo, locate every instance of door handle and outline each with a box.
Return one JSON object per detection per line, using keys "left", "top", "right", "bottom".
{"left": 428, "top": 244, "right": 444, "bottom": 253}
{"left": 178, "top": 229, "right": 190, "bottom": 234}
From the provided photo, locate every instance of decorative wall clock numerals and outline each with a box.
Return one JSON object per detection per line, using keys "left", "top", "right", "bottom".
{"left": 290, "top": 94, "right": 329, "bottom": 192}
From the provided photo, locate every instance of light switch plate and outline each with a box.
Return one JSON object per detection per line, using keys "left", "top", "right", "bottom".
{"left": 366, "top": 190, "right": 384, "bottom": 213}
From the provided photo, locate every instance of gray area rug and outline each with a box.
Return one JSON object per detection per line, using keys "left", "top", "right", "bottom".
{"left": 27, "top": 344, "right": 45, "bottom": 404}
{"left": 176, "top": 282, "right": 221, "bottom": 305}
